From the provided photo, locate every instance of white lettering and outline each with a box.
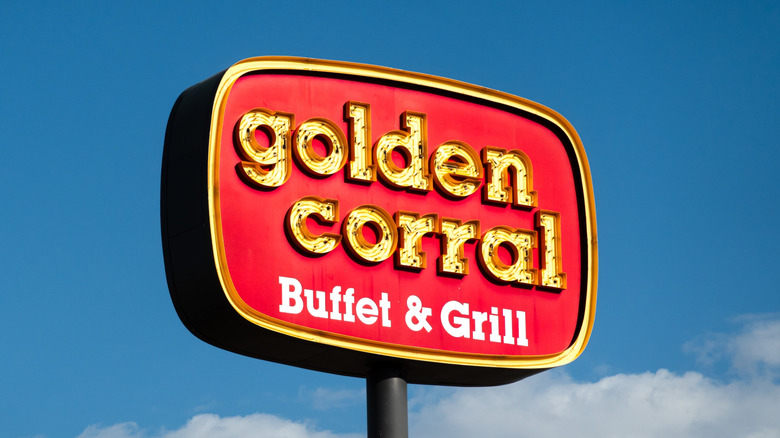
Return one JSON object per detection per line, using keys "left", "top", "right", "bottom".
{"left": 441, "top": 301, "right": 470, "bottom": 338}
{"left": 279, "top": 276, "right": 529, "bottom": 348}
{"left": 489, "top": 307, "right": 501, "bottom": 343}
{"left": 379, "top": 292, "right": 391, "bottom": 327}
{"left": 439, "top": 300, "right": 530, "bottom": 347}
{"left": 278, "top": 276, "right": 390, "bottom": 328}
{"left": 329, "top": 286, "right": 342, "bottom": 321}
{"left": 502, "top": 308, "right": 514, "bottom": 344}
{"left": 516, "top": 310, "right": 528, "bottom": 346}
{"left": 472, "top": 310, "right": 488, "bottom": 340}
{"left": 304, "top": 289, "right": 328, "bottom": 318}
{"left": 356, "top": 297, "right": 378, "bottom": 325}
{"left": 405, "top": 295, "right": 433, "bottom": 332}
{"left": 343, "top": 288, "right": 356, "bottom": 322}
{"left": 279, "top": 276, "right": 303, "bottom": 314}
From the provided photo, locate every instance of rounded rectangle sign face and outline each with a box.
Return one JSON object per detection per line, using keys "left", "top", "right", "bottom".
{"left": 162, "top": 57, "right": 597, "bottom": 384}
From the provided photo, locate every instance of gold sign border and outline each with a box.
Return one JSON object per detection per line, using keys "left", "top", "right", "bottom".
{"left": 207, "top": 57, "right": 598, "bottom": 369}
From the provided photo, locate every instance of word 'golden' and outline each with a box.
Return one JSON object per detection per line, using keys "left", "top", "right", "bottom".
{"left": 235, "top": 102, "right": 535, "bottom": 206}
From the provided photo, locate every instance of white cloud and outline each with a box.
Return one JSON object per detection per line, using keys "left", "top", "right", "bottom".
{"left": 729, "top": 315, "right": 780, "bottom": 377}
{"left": 685, "top": 313, "right": 780, "bottom": 380}
{"left": 301, "top": 387, "right": 365, "bottom": 411}
{"left": 410, "top": 369, "right": 780, "bottom": 438}
{"left": 76, "top": 414, "right": 362, "bottom": 438}
{"left": 78, "top": 422, "right": 145, "bottom": 438}
{"left": 78, "top": 315, "right": 780, "bottom": 438}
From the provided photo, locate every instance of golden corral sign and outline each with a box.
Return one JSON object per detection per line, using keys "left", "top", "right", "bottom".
{"left": 161, "top": 57, "right": 597, "bottom": 385}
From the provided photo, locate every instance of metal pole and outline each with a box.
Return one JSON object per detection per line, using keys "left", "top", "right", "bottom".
{"left": 367, "top": 367, "right": 408, "bottom": 438}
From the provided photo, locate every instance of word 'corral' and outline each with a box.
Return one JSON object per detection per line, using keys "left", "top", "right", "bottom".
{"left": 235, "top": 101, "right": 566, "bottom": 289}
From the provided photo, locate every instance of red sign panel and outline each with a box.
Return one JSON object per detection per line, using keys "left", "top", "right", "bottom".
{"left": 162, "top": 57, "right": 597, "bottom": 384}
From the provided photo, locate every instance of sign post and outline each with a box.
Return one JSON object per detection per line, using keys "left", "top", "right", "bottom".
{"left": 367, "top": 367, "right": 408, "bottom": 438}
{"left": 162, "top": 56, "right": 597, "bottom": 434}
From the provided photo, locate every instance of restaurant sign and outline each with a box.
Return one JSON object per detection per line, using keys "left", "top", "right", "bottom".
{"left": 161, "top": 57, "right": 597, "bottom": 385}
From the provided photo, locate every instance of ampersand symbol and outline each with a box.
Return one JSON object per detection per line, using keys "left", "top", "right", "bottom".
{"left": 405, "top": 295, "right": 432, "bottom": 333}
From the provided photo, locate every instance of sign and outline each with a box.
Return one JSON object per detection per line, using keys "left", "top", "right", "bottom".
{"left": 161, "top": 57, "right": 597, "bottom": 385}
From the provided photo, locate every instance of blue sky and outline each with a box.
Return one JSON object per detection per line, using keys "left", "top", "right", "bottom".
{"left": 1, "top": 1, "right": 779, "bottom": 437}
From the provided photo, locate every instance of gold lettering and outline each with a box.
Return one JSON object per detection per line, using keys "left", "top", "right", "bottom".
{"left": 236, "top": 102, "right": 566, "bottom": 290}
{"left": 285, "top": 197, "right": 341, "bottom": 255}
{"left": 478, "top": 226, "right": 537, "bottom": 285}
{"left": 293, "top": 118, "right": 348, "bottom": 177}
{"left": 536, "top": 210, "right": 566, "bottom": 289}
{"left": 342, "top": 205, "right": 398, "bottom": 264}
{"left": 438, "top": 218, "right": 480, "bottom": 276}
{"left": 235, "top": 108, "right": 293, "bottom": 188}
{"left": 344, "top": 102, "right": 376, "bottom": 183}
{"left": 374, "top": 112, "right": 432, "bottom": 192}
{"left": 395, "top": 212, "right": 439, "bottom": 270}
{"left": 431, "top": 141, "right": 483, "bottom": 198}
{"left": 482, "top": 147, "right": 536, "bottom": 207}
